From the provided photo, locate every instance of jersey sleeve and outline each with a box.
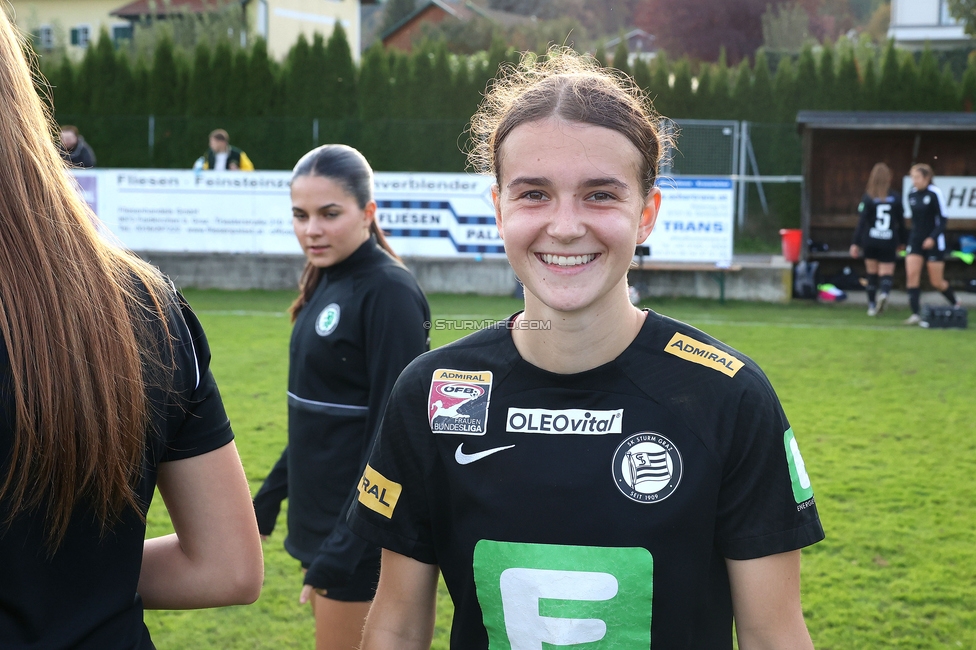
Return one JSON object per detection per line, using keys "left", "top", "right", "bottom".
{"left": 929, "top": 187, "right": 948, "bottom": 241}
{"left": 347, "top": 365, "right": 438, "bottom": 565}
{"left": 852, "top": 197, "right": 869, "bottom": 246}
{"left": 889, "top": 193, "right": 907, "bottom": 245}
{"left": 715, "top": 369, "right": 824, "bottom": 560}
{"left": 159, "top": 294, "right": 234, "bottom": 462}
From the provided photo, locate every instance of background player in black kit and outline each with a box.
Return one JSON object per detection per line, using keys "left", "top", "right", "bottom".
{"left": 349, "top": 50, "right": 823, "bottom": 650}
{"left": 850, "top": 162, "right": 905, "bottom": 316}
{"left": 0, "top": 12, "right": 263, "bottom": 648}
{"left": 904, "top": 164, "right": 959, "bottom": 325}
{"left": 252, "top": 145, "right": 429, "bottom": 650}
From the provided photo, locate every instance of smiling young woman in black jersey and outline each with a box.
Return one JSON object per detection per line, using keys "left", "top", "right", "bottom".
{"left": 850, "top": 163, "right": 906, "bottom": 316}
{"left": 0, "top": 12, "right": 263, "bottom": 649}
{"left": 904, "top": 164, "right": 960, "bottom": 325}
{"left": 252, "top": 145, "right": 429, "bottom": 650}
{"left": 347, "top": 50, "right": 824, "bottom": 650}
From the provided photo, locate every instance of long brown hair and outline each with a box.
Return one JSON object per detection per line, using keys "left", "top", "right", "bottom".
{"left": 288, "top": 145, "right": 400, "bottom": 322}
{"left": 0, "top": 12, "right": 172, "bottom": 548}
{"left": 865, "top": 162, "right": 892, "bottom": 200}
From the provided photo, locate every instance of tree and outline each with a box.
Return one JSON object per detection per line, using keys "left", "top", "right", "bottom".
{"left": 634, "top": 0, "right": 791, "bottom": 62}
{"left": 325, "top": 23, "right": 357, "bottom": 119}
{"left": 209, "top": 40, "right": 234, "bottom": 117}
{"left": 283, "top": 34, "right": 312, "bottom": 117}
{"left": 817, "top": 40, "right": 837, "bottom": 109}
{"left": 761, "top": 2, "right": 810, "bottom": 52}
{"left": 960, "top": 59, "right": 976, "bottom": 111}
{"left": 750, "top": 51, "right": 776, "bottom": 122}
{"left": 730, "top": 59, "right": 752, "bottom": 120}
{"left": 245, "top": 38, "right": 277, "bottom": 117}
{"left": 187, "top": 42, "right": 212, "bottom": 117}
{"left": 612, "top": 40, "right": 630, "bottom": 77}
{"left": 670, "top": 58, "right": 693, "bottom": 117}
{"left": 773, "top": 56, "right": 798, "bottom": 122}
{"left": 947, "top": 0, "right": 976, "bottom": 35}
{"left": 858, "top": 56, "right": 878, "bottom": 110}
{"left": 916, "top": 46, "right": 942, "bottom": 111}
{"left": 834, "top": 46, "right": 859, "bottom": 111}
{"left": 794, "top": 43, "right": 818, "bottom": 111}
{"left": 149, "top": 37, "right": 179, "bottom": 115}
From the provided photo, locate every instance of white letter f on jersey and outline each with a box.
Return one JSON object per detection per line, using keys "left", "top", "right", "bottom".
{"left": 499, "top": 568, "right": 618, "bottom": 649}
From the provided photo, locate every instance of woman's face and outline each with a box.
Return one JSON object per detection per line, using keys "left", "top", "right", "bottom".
{"left": 291, "top": 175, "right": 374, "bottom": 268}
{"left": 493, "top": 118, "right": 660, "bottom": 315}
{"left": 911, "top": 169, "right": 930, "bottom": 191}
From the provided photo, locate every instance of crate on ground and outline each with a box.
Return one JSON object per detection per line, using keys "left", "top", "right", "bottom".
{"left": 920, "top": 305, "right": 968, "bottom": 329}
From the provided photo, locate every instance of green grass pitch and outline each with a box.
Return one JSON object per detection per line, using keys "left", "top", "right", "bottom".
{"left": 143, "top": 290, "right": 976, "bottom": 649}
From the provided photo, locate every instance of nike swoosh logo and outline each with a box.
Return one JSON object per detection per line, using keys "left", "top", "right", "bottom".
{"left": 455, "top": 443, "right": 515, "bottom": 465}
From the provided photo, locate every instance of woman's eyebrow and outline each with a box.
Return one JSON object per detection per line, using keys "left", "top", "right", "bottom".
{"left": 316, "top": 203, "right": 341, "bottom": 212}
{"left": 507, "top": 176, "right": 551, "bottom": 189}
{"left": 581, "top": 177, "right": 629, "bottom": 189}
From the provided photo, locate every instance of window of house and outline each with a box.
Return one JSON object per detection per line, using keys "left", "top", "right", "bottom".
{"left": 35, "top": 25, "right": 54, "bottom": 51}
{"left": 113, "top": 24, "right": 133, "bottom": 44}
{"left": 940, "top": 0, "right": 959, "bottom": 25}
{"left": 70, "top": 25, "right": 91, "bottom": 48}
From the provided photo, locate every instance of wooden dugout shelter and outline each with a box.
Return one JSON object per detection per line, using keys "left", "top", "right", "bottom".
{"left": 796, "top": 111, "right": 976, "bottom": 280}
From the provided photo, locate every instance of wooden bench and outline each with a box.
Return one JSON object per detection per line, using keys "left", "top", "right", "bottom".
{"left": 631, "top": 260, "right": 744, "bottom": 303}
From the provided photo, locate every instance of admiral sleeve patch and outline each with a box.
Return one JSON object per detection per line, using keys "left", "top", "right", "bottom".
{"left": 664, "top": 333, "right": 743, "bottom": 377}
{"left": 357, "top": 464, "right": 402, "bottom": 518}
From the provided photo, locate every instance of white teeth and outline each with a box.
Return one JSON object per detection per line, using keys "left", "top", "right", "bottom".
{"left": 541, "top": 254, "right": 595, "bottom": 266}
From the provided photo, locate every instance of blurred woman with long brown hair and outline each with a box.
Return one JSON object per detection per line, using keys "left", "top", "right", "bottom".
{"left": 0, "top": 10, "right": 263, "bottom": 648}
{"left": 849, "top": 162, "right": 906, "bottom": 316}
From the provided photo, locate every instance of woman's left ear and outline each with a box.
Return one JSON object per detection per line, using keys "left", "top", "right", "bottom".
{"left": 637, "top": 187, "right": 661, "bottom": 244}
{"left": 364, "top": 200, "right": 377, "bottom": 227}
{"left": 491, "top": 184, "right": 504, "bottom": 241}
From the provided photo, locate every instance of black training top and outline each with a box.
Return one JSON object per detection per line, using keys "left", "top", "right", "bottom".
{"left": 253, "top": 236, "right": 429, "bottom": 590}
{"left": 907, "top": 184, "right": 948, "bottom": 250}
{"left": 0, "top": 292, "right": 233, "bottom": 650}
{"left": 853, "top": 192, "right": 906, "bottom": 250}
{"left": 349, "top": 311, "right": 824, "bottom": 649}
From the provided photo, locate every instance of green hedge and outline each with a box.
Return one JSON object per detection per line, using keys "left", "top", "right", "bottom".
{"left": 39, "top": 32, "right": 976, "bottom": 176}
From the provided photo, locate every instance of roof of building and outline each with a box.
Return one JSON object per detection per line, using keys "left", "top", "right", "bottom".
{"left": 604, "top": 28, "right": 655, "bottom": 51}
{"left": 380, "top": 0, "right": 529, "bottom": 42}
{"left": 797, "top": 111, "right": 976, "bottom": 131}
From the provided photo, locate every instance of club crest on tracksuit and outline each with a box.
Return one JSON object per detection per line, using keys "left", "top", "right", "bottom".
{"left": 316, "top": 303, "right": 341, "bottom": 336}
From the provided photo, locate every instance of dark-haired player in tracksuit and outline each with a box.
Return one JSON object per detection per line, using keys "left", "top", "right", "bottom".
{"left": 904, "top": 164, "right": 959, "bottom": 325}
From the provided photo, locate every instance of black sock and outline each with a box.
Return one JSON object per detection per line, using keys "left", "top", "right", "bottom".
{"left": 866, "top": 274, "right": 878, "bottom": 304}
{"left": 880, "top": 275, "right": 893, "bottom": 295}
{"left": 942, "top": 288, "right": 957, "bottom": 306}
{"left": 909, "top": 288, "right": 921, "bottom": 314}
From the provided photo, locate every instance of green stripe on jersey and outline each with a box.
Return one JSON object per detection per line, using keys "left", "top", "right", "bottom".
{"left": 784, "top": 427, "right": 814, "bottom": 503}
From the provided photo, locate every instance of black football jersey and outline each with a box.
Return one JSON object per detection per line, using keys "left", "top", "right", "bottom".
{"left": 907, "top": 184, "right": 948, "bottom": 250}
{"left": 348, "top": 312, "right": 824, "bottom": 649}
{"left": 853, "top": 192, "right": 905, "bottom": 249}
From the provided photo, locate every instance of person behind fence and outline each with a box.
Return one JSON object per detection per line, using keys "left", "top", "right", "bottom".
{"left": 0, "top": 12, "right": 264, "bottom": 649}
{"left": 849, "top": 162, "right": 906, "bottom": 316}
{"left": 251, "top": 144, "right": 430, "bottom": 650}
{"left": 904, "top": 163, "right": 959, "bottom": 325}
{"left": 58, "top": 124, "right": 96, "bottom": 168}
{"left": 348, "top": 48, "right": 824, "bottom": 650}
{"left": 194, "top": 128, "right": 255, "bottom": 171}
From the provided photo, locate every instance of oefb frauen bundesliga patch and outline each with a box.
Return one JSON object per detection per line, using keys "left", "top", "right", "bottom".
{"left": 428, "top": 368, "right": 493, "bottom": 435}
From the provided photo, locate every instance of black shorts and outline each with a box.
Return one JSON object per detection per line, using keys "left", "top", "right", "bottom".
{"left": 301, "top": 548, "right": 381, "bottom": 602}
{"left": 862, "top": 245, "right": 897, "bottom": 263}
{"left": 905, "top": 242, "right": 945, "bottom": 263}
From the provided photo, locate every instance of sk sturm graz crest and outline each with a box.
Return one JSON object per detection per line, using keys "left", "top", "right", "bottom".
{"left": 428, "top": 369, "right": 493, "bottom": 435}
{"left": 612, "top": 432, "right": 683, "bottom": 503}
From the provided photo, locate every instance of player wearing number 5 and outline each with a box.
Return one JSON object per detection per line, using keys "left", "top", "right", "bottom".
{"left": 849, "top": 163, "right": 905, "bottom": 316}
{"left": 349, "top": 50, "right": 823, "bottom": 650}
